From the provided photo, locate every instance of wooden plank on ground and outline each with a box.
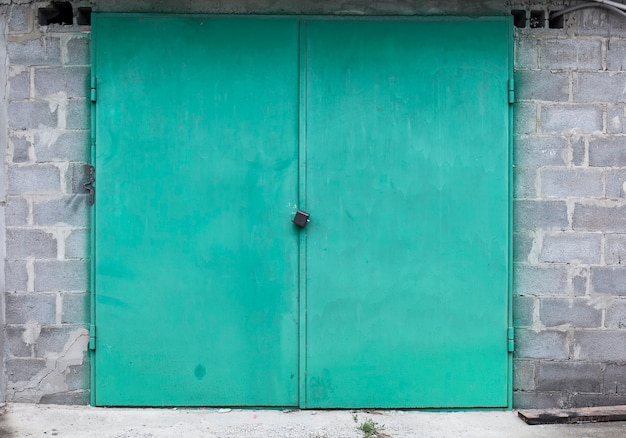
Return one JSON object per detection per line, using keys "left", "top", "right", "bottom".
{"left": 518, "top": 405, "right": 626, "bottom": 425}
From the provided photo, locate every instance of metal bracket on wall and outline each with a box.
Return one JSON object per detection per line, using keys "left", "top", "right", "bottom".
{"left": 508, "top": 79, "right": 515, "bottom": 104}
{"left": 85, "top": 164, "right": 95, "bottom": 206}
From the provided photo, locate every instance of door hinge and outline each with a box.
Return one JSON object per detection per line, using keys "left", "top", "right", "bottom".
{"left": 89, "top": 324, "right": 96, "bottom": 351}
{"left": 508, "top": 78, "right": 515, "bottom": 104}
{"left": 91, "top": 79, "right": 97, "bottom": 103}
{"left": 84, "top": 164, "right": 95, "bottom": 206}
{"left": 507, "top": 327, "right": 515, "bottom": 352}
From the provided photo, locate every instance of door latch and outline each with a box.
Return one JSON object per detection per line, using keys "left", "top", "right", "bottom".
{"left": 293, "top": 210, "right": 310, "bottom": 228}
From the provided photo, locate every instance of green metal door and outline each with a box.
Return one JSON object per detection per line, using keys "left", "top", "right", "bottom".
{"left": 93, "top": 15, "right": 511, "bottom": 408}
{"left": 93, "top": 16, "right": 300, "bottom": 406}
{"left": 303, "top": 20, "right": 511, "bottom": 408}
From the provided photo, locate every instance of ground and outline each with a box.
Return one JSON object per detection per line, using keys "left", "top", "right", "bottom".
{"left": 1, "top": 404, "right": 626, "bottom": 437}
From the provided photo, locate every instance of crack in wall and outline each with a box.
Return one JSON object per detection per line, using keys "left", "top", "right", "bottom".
{"left": 7, "top": 328, "right": 88, "bottom": 403}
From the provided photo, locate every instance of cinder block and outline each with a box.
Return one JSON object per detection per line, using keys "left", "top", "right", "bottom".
{"left": 513, "top": 359, "right": 536, "bottom": 391}
{"left": 514, "top": 200, "right": 569, "bottom": 231}
{"left": 34, "top": 326, "right": 87, "bottom": 356}
{"left": 514, "top": 166, "right": 537, "bottom": 199}
{"left": 575, "top": 8, "right": 610, "bottom": 37}
{"left": 513, "top": 232, "right": 533, "bottom": 263}
{"left": 66, "top": 99, "right": 90, "bottom": 130}
{"left": 540, "top": 298, "right": 602, "bottom": 328}
{"left": 66, "top": 37, "right": 90, "bottom": 65}
{"left": 589, "top": 137, "right": 626, "bottom": 167}
{"left": 8, "top": 100, "right": 57, "bottom": 130}
{"left": 606, "top": 234, "right": 626, "bottom": 265}
{"left": 591, "top": 267, "right": 626, "bottom": 295}
{"left": 8, "top": 70, "right": 29, "bottom": 100}
{"left": 514, "top": 264, "right": 569, "bottom": 296}
{"left": 7, "top": 38, "right": 61, "bottom": 65}
{"left": 6, "top": 228, "right": 57, "bottom": 259}
{"left": 8, "top": 4, "right": 32, "bottom": 33}
{"left": 606, "top": 169, "right": 626, "bottom": 199}
{"left": 513, "top": 391, "right": 567, "bottom": 409}
{"left": 573, "top": 203, "right": 626, "bottom": 232}
{"left": 65, "top": 164, "right": 89, "bottom": 194}
{"left": 33, "top": 195, "right": 89, "bottom": 227}
{"left": 540, "top": 168, "right": 603, "bottom": 199}
{"left": 514, "top": 102, "right": 537, "bottom": 135}
{"left": 5, "top": 260, "right": 28, "bottom": 292}
{"left": 570, "top": 394, "right": 626, "bottom": 408}
{"left": 574, "top": 72, "right": 626, "bottom": 103}
{"left": 5, "top": 293, "right": 56, "bottom": 325}
{"left": 8, "top": 164, "right": 60, "bottom": 195}
{"left": 6, "top": 196, "right": 29, "bottom": 226}
{"left": 34, "top": 260, "right": 88, "bottom": 292}
{"left": 539, "top": 38, "right": 603, "bottom": 70}
{"left": 541, "top": 105, "right": 603, "bottom": 135}
{"left": 6, "top": 358, "right": 46, "bottom": 383}
{"left": 604, "top": 364, "right": 626, "bottom": 394}
{"left": 39, "top": 390, "right": 89, "bottom": 405}
{"left": 574, "top": 330, "right": 626, "bottom": 361}
{"left": 61, "top": 292, "right": 89, "bottom": 324}
{"left": 513, "top": 295, "right": 534, "bottom": 327}
{"left": 608, "top": 39, "right": 626, "bottom": 71}
{"left": 537, "top": 361, "right": 602, "bottom": 392}
{"left": 65, "top": 228, "right": 90, "bottom": 259}
{"left": 539, "top": 233, "right": 601, "bottom": 264}
{"left": 64, "top": 363, "right": 90, "bottom": 392}
{"left": 515, "top": 329, "right": 569, "bottom": 360}
{"left": 513, "top": 135, "right": 567, "bottom": 166}
{"left": 11, "top": 136, "right": 31, "bottom": 163}
{"left": 607, "top": 104, "right": 626, "bottom": 133}
{"left": 605, "top": 300, "right": 626, "bottom": 328}
{"left": 35, "top": 131, "right": 90, "bottom": 162}
{"left": 5, "top": 327, "right": 32, "bottom": 358}
{"left": 515, "top": 37, "right": 538, "bottom": 70}
{"left": 607, "top": 11, "right": 626, "bottom": 37}
{"left": 35, "top": 67, "right": 89, "bottom": 98}
{"left": 516, "top": 70, "right": 569, "bottom": 101}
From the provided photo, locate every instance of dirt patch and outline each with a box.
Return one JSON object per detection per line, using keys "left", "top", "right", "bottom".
{"left": 0, "top": 404, "right": 18, "bottom": 437}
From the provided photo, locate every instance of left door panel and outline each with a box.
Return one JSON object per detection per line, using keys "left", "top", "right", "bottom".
{"left": 93, "top": 15, "right": 300, "bottom": 406}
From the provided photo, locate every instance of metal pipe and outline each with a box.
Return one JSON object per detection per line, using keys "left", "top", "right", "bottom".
{"left": 550, "top": 2, "right": 626, "bottom": 19}
{"left": 587, "top": 0, "right": 626, "bottom": 12}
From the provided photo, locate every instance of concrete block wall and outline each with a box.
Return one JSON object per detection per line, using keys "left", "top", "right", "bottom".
{"left": 3, "top": 2, "right": 91, "bottom": 404}
{"left": 513, "top": 5, "right": 626, "bottom": 408}
{"left": 2, "top": 0, "right": 626, "bottom": 408}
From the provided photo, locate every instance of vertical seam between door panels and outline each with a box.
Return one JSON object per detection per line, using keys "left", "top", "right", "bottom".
{"left": 297, "top": 19, "right": 308, "bottom": 409}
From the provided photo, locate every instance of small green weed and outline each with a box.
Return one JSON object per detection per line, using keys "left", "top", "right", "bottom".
{"left": 357, "top": 417, "right": 386, "bottom": 438}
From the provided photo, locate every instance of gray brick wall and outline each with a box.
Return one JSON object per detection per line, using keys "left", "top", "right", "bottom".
{"left": 513, "top": 4, "right": 626, "bottom": 409}
{"left": 0, "top": 10, "right": 7, "bottom": 407}
{"left": 4, "top": 0, "right": 626, "bottom": 409}
{"left": 3, "top": 1, "right": 91, "bottom": 404}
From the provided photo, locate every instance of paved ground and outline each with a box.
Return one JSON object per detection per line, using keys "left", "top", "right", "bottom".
{"left": 2, "top": 404, "right": 626, "bottom": 437}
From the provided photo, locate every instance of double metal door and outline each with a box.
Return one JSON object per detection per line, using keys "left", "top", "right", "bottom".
{"left": 93, "top": 15, "right": 512, "bottom": 408}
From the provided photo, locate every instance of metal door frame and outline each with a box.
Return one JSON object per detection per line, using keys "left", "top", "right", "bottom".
{"left": 90, "top": 14, "right": 513, "bottom": 409}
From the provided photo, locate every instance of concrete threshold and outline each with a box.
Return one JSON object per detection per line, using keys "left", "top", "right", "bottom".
{"left": 2, "top": 403, "right": 626, "bottom": 437}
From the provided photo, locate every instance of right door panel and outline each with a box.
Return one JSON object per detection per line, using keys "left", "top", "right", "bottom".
{"left": 304, "top": 20, "right": 511, "bottom": 408}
